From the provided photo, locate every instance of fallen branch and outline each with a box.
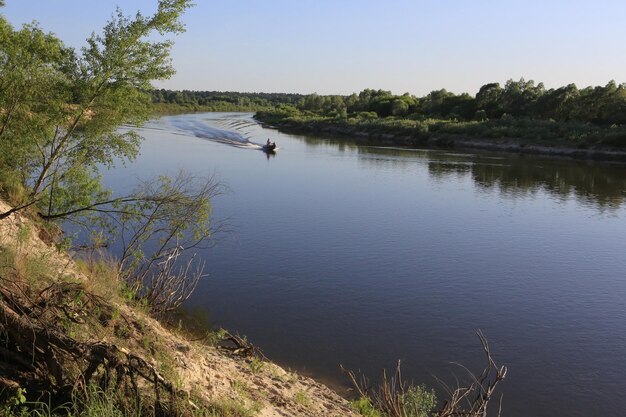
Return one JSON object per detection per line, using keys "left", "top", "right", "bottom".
{"left": 218, "top": 330, "right": 267, "bottom": 360}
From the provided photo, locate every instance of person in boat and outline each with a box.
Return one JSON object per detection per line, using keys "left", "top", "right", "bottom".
{"left": 266, "top": 139, "right": 271, "bottom": 146}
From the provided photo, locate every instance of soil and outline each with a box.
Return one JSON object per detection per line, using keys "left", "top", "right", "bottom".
{"left": 0, "top": 200, "right": 358, "bottom": 417}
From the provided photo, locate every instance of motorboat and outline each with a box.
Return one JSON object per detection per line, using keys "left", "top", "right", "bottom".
{"left": 262, "top": 142, "right": 277, "bottom": 152}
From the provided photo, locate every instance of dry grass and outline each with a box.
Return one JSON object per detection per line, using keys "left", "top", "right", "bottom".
{"left": 74, "top": 253, "right": 123, "bottom": 302}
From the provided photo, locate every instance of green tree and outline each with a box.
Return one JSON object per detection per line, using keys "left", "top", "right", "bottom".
{"left": 534, "top": 83, "right": 579, "bottom": 121}
{"left": 0, "top": 17, "right": 75, "bottom": 213}
{"left": 572, "top": 80, "right": 626, "bottom": 125}
{"left": 302, "top": 93, "right": 325, "bottom": 111}
{"left": 391, "top": 98, "right": 410, "bottom": 116}
{"left": 420, "top": 89, "right": 472, "bottom": 119}
{"left": 500, "top": 78, "right": 545, "bottom": 117}
{"left": 475, "top": 83, "right": 504, "bottom": 119}
{"left": 0, "top": 0, "right": 193, "bottom": 220}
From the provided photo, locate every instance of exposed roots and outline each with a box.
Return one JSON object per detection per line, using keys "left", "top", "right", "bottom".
{"left": 0, "top": 279, "right": 183, "bottom": 414}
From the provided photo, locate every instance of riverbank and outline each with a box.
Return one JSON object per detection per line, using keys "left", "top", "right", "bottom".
{"left": 0, "top": 199, "right": 358, "bottom": 417}
{"left": 152, "top": 102, "right": 274, "bottom": 115}
{"left": 254, "top": 111, "right": 626, "bottom": 164}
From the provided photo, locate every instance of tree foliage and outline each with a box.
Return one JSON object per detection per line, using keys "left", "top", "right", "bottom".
{"left": 0, "top": 0, "right": 193, "bottom": 221}
{"left": 150, "top": 89, "right": 305, "bottom": 112}
{"left": 0, "top": 2, "right": 228, "bottom": 314}
{"left": 246, "top": 78, "right": 626, "bottom": 127}
{"left": 159, "top": 77, "right": 626, "bottom": 130}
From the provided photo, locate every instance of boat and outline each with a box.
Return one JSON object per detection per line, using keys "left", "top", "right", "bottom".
{"left": 262, "top": 142, "right": 277, "bottom": 152}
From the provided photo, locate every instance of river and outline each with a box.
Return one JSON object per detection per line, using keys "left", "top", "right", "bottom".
{"left": 105, "top": 112, "right": 626, "bottom": 417}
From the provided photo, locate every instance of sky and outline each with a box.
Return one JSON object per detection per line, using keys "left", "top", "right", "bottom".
{"left": 3, "top": 0, "right": 626, "bottom": 96}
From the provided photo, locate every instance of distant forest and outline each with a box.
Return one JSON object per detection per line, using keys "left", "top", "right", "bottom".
{"left": 152, "top": 79, "right": 626, "bottom": 125}
{"left": 150, "top": 89, "right": 305, "bottom": 112}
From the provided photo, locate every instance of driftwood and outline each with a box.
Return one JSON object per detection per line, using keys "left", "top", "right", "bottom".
{"left": 0, "top": 279, "right": 179, "bottom": 413}
{"left": 217, "top": 330, "right": 266, "bottom": 360}
{"left": 341, "top": 330, "right": 507, "bottom": 417}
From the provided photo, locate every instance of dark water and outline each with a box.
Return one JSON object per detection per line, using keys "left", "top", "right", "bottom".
{"left": 107, "top": 113, "right": 626, "bottom": 417}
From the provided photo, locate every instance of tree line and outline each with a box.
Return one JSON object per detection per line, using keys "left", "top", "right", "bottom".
{"left": 283, "top": 80, "right": 626, "bottom": 125}
{"left": 152, "top": 89, "right": 304, "bottom": 107}
{"left": 247, "top": 81, "right": 626, "bottom": 152}
{"left": 155, "top": 80, "right": 626, "bottom": 126}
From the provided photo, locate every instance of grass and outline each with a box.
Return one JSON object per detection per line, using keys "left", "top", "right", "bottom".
{"left": 204, "top": 398, "right": 259, "bottom": 417}
{"left": 0, "top": 393, "right": 263, "bottom": 417}
{"left": 293, "top": 390, "right": 312, "bottom": 408}
{"left": 248, "top": 357, "right": 265, "bottom": 374}
{"left": 0, "top": 379, "right": 266, "bottom": 417}
{"left": 227, "top": 381, "right": 262, "bottom": 416}
{"left": 0, "top": 244, "right": 55, "bottom": 293}
{"left": 1, "top": 177, "right": 28, "bottom": 208}
{"left": 0, "top": 387, "right": 134, "bottom": 417}
{"left": 0, "top": 239, "right": 187, "bottom": 416}
{"left": 350, "top": 386, "right": 437, "bottom": 417}
{"left": 75, "top": 255, "right": 121, "bottom": 301}
{"left": 350, "top": 397, "right": 383, "bottom": 417}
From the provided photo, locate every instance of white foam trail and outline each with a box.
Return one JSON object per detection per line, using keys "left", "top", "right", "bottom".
{"left": 154, "top": 114, "right": 275, "bottom": 153}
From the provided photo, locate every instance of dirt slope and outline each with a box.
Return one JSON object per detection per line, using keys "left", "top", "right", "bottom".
{"left": 0, "top": 200, "right": 358, "bottom": 417}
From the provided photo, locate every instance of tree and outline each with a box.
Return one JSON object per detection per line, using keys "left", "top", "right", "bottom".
{"left": 534, "top": 83, "right": 579, "bottom": 121}
{"left": 572, "top": 80, "right": 626, "bottom": 125}
{"left": 420, "top": 89, "right": 473, "bottom": 119}
{"left": 391, "top": 98, "right": 410, "bottom": 116}
{"left": 302, "top": 93, "right": 325, "bottom": 111}
{"left": 500, "top": 78, "right": 545, "bottom": 117}
{"left": 0, "top": 0, "right": 193, "bottom": 221}
{"left": 475, "top": 83, "right": 503, "bottom": 119}
{"left": 105, "top": 171, "right": 225, "bottom": 315}
{"left": 0, "top": 21, "right": 72, "bottom": 205}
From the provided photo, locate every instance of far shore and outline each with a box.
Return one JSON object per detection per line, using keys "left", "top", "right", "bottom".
{"left": 257, "top": 120, "right": 626, "bottom": 164}
{"left": 148, "top": 106, "right": 626, "bottom": 164}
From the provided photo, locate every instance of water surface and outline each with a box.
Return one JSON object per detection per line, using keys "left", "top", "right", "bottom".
{"left": 107, "top": 113, "right": 626, "bottom": 417}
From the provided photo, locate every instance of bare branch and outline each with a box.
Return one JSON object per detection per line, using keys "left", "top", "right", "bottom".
{"left": 342, "top": 331, "right": 507, "bottom": 417}
{"left": 437, "top": 331, "right": 507, "bottom": 417}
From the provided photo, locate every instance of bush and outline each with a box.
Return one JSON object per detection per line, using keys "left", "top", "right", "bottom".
{"left": 355, "top": 111, "right": 379, "bottom": 120}
{"left": 351, "top": 397, "right": 383, "bottom": 417}
{"left": 400, "top": 385, "right": 437, "bottom": 417}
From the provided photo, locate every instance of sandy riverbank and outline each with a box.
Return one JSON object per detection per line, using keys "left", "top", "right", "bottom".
{"left": 0, "top": 199, "right": 358, "bottom": 417}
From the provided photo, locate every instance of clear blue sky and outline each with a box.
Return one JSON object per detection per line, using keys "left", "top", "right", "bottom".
{"left": 3, "top": 0, "right": 626, "bottom": 96}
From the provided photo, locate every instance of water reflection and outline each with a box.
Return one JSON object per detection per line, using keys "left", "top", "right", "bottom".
{"left": 263, "top": 149, "right": 277, "bottom": 160}
{"left": 469, "top": 158, "right": 626, "bottom": 209}
{"left": 349, "top": 145, "right": 626, "bottom": 210}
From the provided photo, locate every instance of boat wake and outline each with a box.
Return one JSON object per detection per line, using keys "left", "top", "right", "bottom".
{"left": 153, "top": 113, "right": 274, "bottom": 151}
